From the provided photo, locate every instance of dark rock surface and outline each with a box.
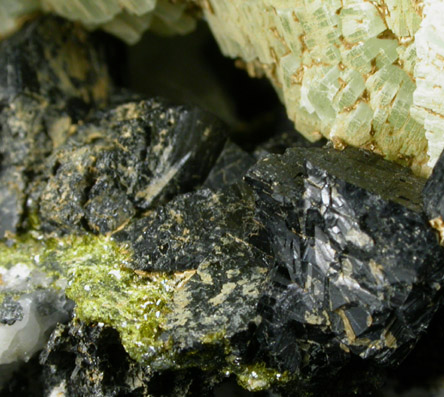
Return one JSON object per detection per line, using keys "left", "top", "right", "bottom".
{"left": 163, "top": 238, "right": 269, "bottom": 359}
{"left": 115, "top": 183, "right": 258, "bottom": 272}
{"left": 39, "top": 321, "right": 219, "bottom": 397}
{"left": 423, "top": 149, "right": 444, "bottom": 245}
{"left": 0, "top": 296, "right": 24, "bottom": 326}
{"left": 0, "top": 16, "right": 111, "bottom": 238}
{"left": 203, "top": 140, "right": 256, "bottom": 191}
{"left": 0, "top": 17, "right": 227, "bottom": 238}
{"left": 0, "top": 16, "right": 110, "bottom": 170}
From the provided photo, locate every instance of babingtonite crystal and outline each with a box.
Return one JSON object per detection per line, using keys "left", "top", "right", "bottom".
{"left": 423, "top": 148, "right": 444, "bottom": 243}
{"left": 30, "top": 98, "right": 226, "bottom": 235}
{"left": 245, "top": 146, "right": 444, "bottom": 375}
{"left": 0, "top": 16, "right": 111, "bottom": 239}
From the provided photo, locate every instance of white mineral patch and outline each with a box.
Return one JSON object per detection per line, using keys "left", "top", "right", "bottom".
{"left": 0, "top": 292, "right": 71, "bottom": 362}
{"left": 0, "top": 294, "right": 41, "bottom": 365}
{"left": 48, "top": 380, "right": 67, "bottom": 397}
{"left": 0, "top": 263, "right": 72, "bottom": 389}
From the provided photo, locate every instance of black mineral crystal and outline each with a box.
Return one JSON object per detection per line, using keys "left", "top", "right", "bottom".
{"left": 0, "top": 16, "right": 111, "bottom": 238}
{"left": 245, "top": 146, "right": 444, "bottom": 378}
{"left": 423, "top": 148, "right": 444, "bottom": 245}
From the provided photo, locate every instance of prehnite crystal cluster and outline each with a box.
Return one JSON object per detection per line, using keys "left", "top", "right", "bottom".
{"left": 4, "top": 0, "right": 443, "bottom": 177}
{"left": 201, "top": 0, "right": 444, "bottom": 177}
{"left": 0, "top": 0, "right": 196, "bottom": 44}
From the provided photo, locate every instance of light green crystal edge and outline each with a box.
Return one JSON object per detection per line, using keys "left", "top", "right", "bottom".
{"left": 0, "top": 0, "right": 196, "bottom": 44}
{"left": 200, "top": 0, "right": 444, "bottom": 176}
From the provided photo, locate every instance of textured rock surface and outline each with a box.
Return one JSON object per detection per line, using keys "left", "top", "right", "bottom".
{"left": 423, "top": 148, "right": 444, "bottom": 241}
{"left": 2, "top": 12, "right": 444, "bottom": 397}
{"left": 245, "top": 146, "right": 444, "bottom": 378}
{"left": 29, "top": 98, "right": 226, "bottom": 234}
{"left": 115, "top": 183, "right": 257, "bottom": 272}
{"left": 38, "top": 321, "right": 220, "bottom": 397}
{"left": 0, "top": 16, "right": 111, "bottom": 238}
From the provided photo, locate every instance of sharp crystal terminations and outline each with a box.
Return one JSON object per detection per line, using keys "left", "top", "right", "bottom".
{"left": 3, "top": 1, "right": 444, "bottom": 176}
{"left": 0, "top": 0, "right": 196, "bottom": 44}
{"left": 2, "top": 15, "right": 444, "bottom": 397}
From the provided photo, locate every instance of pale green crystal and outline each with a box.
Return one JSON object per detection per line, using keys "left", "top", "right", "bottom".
{"left": 201, "top": 0, "right": 444, "bottom": 176}
{"left": 0, "top": 0, "right": 196, "bottom": 43}
{"left": 0, "top": 0, "right": 39, "bottom": 38}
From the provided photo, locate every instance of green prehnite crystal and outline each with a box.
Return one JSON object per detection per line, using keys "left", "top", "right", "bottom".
{"left": 0, "top": 0, "right": 196, "bottom": 44}
{"left": 199, "top": 0, "right": 444, "bottom": 176}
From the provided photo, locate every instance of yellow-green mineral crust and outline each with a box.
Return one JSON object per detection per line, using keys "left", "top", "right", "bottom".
{"left": 0, "top": 233, "right": 194, "bottom": 364}
{"left": 200, "top": 0, "right": 444, "bottom": 176}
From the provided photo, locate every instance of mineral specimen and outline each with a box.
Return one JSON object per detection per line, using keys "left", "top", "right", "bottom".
{"left": 203, "top": 140, "right": 256, "bottom": 191}
{"left": 114, "top": 183, "right": 257, "bottom": 272}
{"left": 423, "top": 148, "right": 444, "bottom": 242}
{"left": 0, "top": 16, "right": 111, "bottom": 238}
{"left": 3, "top": 1, "right": 444, "bottom": 177}
{"left": 0, "top": 235, "right": 73, "bottom": 388}
{"left": 2, "top": 12, "right": 444, "bottom": 397}
{"left": 30, "top": 98, "right": 226, "bottom": 234}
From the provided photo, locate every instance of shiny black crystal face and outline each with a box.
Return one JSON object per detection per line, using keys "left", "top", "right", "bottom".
{"left": 424, "top": 150, "right": 444, "bottom": 223}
